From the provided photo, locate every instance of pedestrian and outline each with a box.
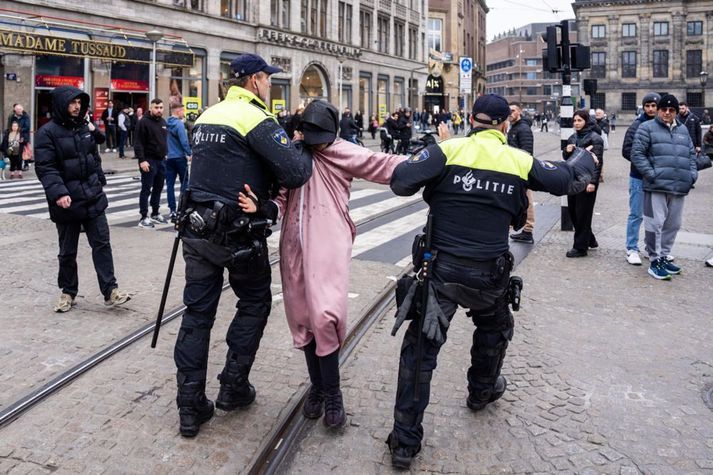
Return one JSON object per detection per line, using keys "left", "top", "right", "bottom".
{"left": 117, "top": 104, "right": 130, "bottom": 159}
{"left": 385, "top": 94, "right": 597, "bottom": 469}
{"left": 1, "top": 121, "right": 24, "bottom": 179}
{"left": 34, "top": 86, "right": 130, "bottom": 312}
{"left": 610, "top": 113, "right": 617, "bottom": 132}
{"left": 166, "top": 102, "right": 192, "bottom": 221}
{"left": 507, "top": 103, "right": 535, "bottom": 244}
{"left": 622, "top": 93, "right": 660, "bottom": 266}
{"left": 171, "top": 53, "right": 312, "bottom": 438}
{"left": 126, "top": 107, "right": 135, "bottom": 148}
{"left": 678, "top": 102, "right": 702, "bottom": 155}
{"left": 452, "top": 111, "right": 462, "bottom": 134}
{"left": 239, "top": 100, "right": 407, "bottom": 429}
{"left": 702, "top": 109, "right": 711, "bottom": 126}
{"left": 420, "top": 108, "right": 429, "bottom": 130}
{"left": 6, "top": 103, "right": 31, "bottom": 171}
{"left": 540, "top": 113, "right": 548, "bottom": 132}
{"left": 594, "top": 108, "right": 610, "bottom": 150}
{"left": 134, "top": 98, "right": 169, "bottom": 228}
{"left": 354, "top": 110, "right": 364, "bottom": 138}
{"left": 368, "top": 114, "right": 378, "bottom": 139}
{"left": 101, "top": 100, "right": 118, "bottom": 152}
{"left": 338, "top": 108, "right": 359, "bottom": 144}
{"left": 631, "top": 94, "right": 697, "bottom": 280}
{"left": 397, "top": 109, "right": 413, "bottom": 154}
{"left": 562, "top": 110, "right": 604, "bottom": 257}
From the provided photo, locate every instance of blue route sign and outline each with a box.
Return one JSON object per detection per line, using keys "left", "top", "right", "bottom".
{"left": 460, "top": 57, "right": 472, "bottom": 74}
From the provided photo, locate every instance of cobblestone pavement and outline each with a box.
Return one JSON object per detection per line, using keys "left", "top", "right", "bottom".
{"left": 283, "top": 129, "right": 713, "bottom": 473}
{"left": 1, "top": 128, "right": 712, "bottom": 473}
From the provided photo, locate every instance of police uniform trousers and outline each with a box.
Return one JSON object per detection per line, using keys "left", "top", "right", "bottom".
{"left": 392, "top": 252, "right": 514, "bottom": 450}
{"left": 174, "top": 232, "right": 271, "bottom": 384}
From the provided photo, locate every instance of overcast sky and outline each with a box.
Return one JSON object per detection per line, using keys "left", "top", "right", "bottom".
{"left": 486, "top": 0, "right": 576, "bottom": 41}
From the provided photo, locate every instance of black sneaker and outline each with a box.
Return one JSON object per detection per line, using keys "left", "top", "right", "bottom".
{"left": 302, "top": 385, "right": 324, "bottom": 419}
{"left": 510, "top": 230, "right": 534, "bottom": 243}
{"left": 323, "top": 389, "right": 346, "bottom": 429}
{"left": 467, "top": 376, "right": 507, "bottom": 411}
{"left": 387, "top": 432, "right": 421, "bottom": 470}
{"left": 566, "top": 248, "right": 587, "bottom": 258}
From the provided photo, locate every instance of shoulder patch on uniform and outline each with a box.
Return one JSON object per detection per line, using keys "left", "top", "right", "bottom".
{"left": 409, "top": 149, "right": 430, "bottom": 163}
{"left": 272, "top": 129, "right": 291, "bottom": 148}
{"left": 538, "top": 160, "right": 558, "bottom": 170}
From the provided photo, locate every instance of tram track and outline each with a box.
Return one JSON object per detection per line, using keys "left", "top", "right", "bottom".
{"left": 0, "top": 196, "right": 425, "bottom": 430}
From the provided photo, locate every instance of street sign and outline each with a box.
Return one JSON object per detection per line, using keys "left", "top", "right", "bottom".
{"left": 459, "top": 57, "right": 472, "bottom": 93}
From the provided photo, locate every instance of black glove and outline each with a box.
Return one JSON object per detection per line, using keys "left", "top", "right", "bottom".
{"left": 391, "top": 278, "right": 419, "bottom": 336}
{"left": 421, "top": 282, "right": 449, "bottom": 345}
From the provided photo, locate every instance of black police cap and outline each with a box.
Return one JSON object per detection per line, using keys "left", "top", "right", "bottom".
{"left": 472, "top": 94, "right": 511, "bottom": 125}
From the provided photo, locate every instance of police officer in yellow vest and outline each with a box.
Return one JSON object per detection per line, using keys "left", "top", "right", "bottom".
{"left": 173, "top": 54, "right": 312, "bottom": 437}
{"left": 386, "top": 94, "right": 596, "bottom": 468}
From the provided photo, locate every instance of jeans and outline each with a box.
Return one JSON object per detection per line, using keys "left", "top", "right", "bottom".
{"left": 105, "top": 124, "right": 116, "bottom": 149}
{"left": 139, "top": 159, "right": 165, "bottom": 218}
{"left": 626, "top": 177, "right": 643, "bottom": 251}
{"left": 56, "top": 213, "right": 117, "bottom": 299}
{"left": 165, "top": 157, "right": 189, "bottom": 213}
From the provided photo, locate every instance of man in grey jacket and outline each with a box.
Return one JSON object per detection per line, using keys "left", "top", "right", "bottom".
{"left": 631, "top": 94, "right": 697, "bottom": 280}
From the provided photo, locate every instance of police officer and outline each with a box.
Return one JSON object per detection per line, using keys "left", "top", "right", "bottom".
{"left": 386, "top": 94, "right": 596, "bottom": 468}
{"left": 173, "top": 54, "right": 312, "bottom": 437}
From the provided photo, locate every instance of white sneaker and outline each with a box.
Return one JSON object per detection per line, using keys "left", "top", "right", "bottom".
{"left": 150, "top": 214, "right": 168, "bottom": 224}
{"left": 104, "top": 148, "right": 111, "bottom": 153}
{"left": 706, "top": 257, "right": 713, "bottom": 268}
{"left": 138, "top": 217, "right": 155, "bottom": 228}
{"left": 112, "top": 149, "right": 117, "bottom": 153}
{"left": 54, "top": 293, "right": 75, "bottom": 312}
{"left": 104, "top": 288, "right": 131, "bottom": 307}
{"left": 626, "top": 250, "right": 642, "bottom": 266}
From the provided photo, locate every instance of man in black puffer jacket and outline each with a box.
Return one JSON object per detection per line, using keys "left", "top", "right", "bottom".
{"left": 35, "top": 86, "right": 131, "bottom": 312}
{"left": 507, "top": 103, "right": 535, "bottom": 243}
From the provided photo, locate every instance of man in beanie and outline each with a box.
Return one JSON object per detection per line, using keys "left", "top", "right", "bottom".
{"left": 622, "top": 92, "right": 660, "bottom": 265}
{"left": 385, "top": 94, "right": 597, "bottom": 469}
{"left": 171, "top": 53, "right": 312, "bottom": 437}
{"left": 631, "top": 94, "right": 697, "bottom": 280}
{"left": 34, "top": 86, "right": 131, "bottom": 312}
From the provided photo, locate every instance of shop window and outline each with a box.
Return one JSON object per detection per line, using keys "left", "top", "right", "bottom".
{"left": 393, "top": 79, "right": 404, "bottom": 110}
{"left": 621, "top": 93, "right": 637, "bottom": 111}
{"left": 270, "top": 79, "right": 290, "bottom": 113}
{"left": 377, "top": 76, "right": 389, "bottom": 121}
{"left": 169, "top": 55, "right": 204, "bottom": 107}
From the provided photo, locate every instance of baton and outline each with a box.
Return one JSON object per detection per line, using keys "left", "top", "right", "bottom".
{"left": 413, "top": 214, "right": 433, "bottom": 402}
{"left": 150, "top": 231, "right": 181, "bottom": 348}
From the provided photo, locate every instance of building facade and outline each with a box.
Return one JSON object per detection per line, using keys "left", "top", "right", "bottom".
{"left": 574, "top": 0, "right": 713, "bottom": 118}
{"left": 425, "top": 0, "right": 488, "bottom": 114}
{"left": 0, "top": 0, "right": 429, "bottom": 134}
{"left": 486, "top": 22, "right": 580, "bottom": 114}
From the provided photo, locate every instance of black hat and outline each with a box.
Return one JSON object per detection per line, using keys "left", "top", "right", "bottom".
{"left": 642, "top": 92, "right": 661, "bottom": 106}
{"left": 230, "top": 53, "right": 282, "bottom": 78}
{"left": 472, "top": 94, "right": 511, "bottom": 125}
{"left": 300, "top": 100, "right": 339, "bottom": 145}
{"left": 657, "top": 94, "right": 679, "bottom": 113}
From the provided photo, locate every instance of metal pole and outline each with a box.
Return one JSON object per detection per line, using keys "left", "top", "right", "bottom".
{"left": 559, "top": 19, "right": 574, "bottom": 231}
{"left": 338, "top": 60, "right": 343, "bottom": 114}
{"left": 150, "top": 40, "right": 157, "bottom": 101}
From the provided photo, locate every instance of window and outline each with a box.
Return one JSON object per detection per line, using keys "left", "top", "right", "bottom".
{"left": 652, "top": 50, "right": 668, "bottom": 78}
{"left": 408, "top": 26, "right": 418, "bottom": 60}
{"left": 394, "top": 22, "right": 405, "bottom": 57}
{"left": 591, "top": 92, "right": 606, "bottom": 110}
{"left": 525, "top": 59, "right": 539, "bottom": 66}
{"left": 427, "top": 18, "right": 442, "bottom": 52}
{"left": 338, "top": 2, "right": 353, "bottom": 43}
{"left": 360, "top": 10, "right": 372, "bottom": 49}
{"left": 301, "top": 0, "right": 308, "bottom": 33}
{"left": 687, "top": 21, "right": 703, "bottom": 36}
{"left": 543, "top": 84, "right": 552, "bottom": 95}
{"left": 591, "top": 25, "right": 606, "bottom": 39}
{"left": 686, "top": 50, "right": 702, "bottom": 78}
{"left": 622, "top": 51, "right": 636, "bottom": 78}
{"left": 270, "top": 0, "right": 290, "bottom": 27}
{"left": 377, "top": 15, "right": 390, "bottom": 54}
{"left": 622, "top": 23, "right": 636, "bottom": 37}
{"left": 653, "top": 22, "right": 669, "bottom": 36}
{"left": 686, "top": 92, "right": 703, "bottom": 108}
{"left": 320, "top": 0, "right": 327, "bottom": 37}
{"left": 526, "top": 72, "right": 537, "bottom": 80}
{"left": 220, "top": 0, "right": 246, "bottom": 19}
{"left": 591, "top": 52, "right": 606, "bottom": 78}
{"left": 622, "top": 92, "right": 637, "bottom": 111}
{"left": 526, "top": 86, "right": 539, "bottom": 95}
{"left": 301, "top": 0, "right": 328, "bottom": 36}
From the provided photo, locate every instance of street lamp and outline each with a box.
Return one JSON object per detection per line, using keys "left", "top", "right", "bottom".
{"left": 701, "top": 71, "right": 709, "bottom": 107}
{"left": 516, "top": 48, "right": 524, "bottom": 104}
{"left": 337, "top": 57, "right": 344, "bottom": 115}
{"left": 146, "top": 29, "right": 164, "bottom": 101}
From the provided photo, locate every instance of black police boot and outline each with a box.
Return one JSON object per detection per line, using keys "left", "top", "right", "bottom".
{"left": 467, "top": 375, "right": 507, "bottom": 411}
{"left": 216, "top": 353, "right": 256, "bottom": 411}
{"left": 386, "top": 431, "right": 421, "bottom": 470}
{"left": 176, "top": 380, "right": 214, "bottom": 438}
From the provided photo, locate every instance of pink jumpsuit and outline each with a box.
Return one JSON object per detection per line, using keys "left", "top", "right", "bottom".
{"left": 274, "top": 139, "right": 407, "bottom": 356}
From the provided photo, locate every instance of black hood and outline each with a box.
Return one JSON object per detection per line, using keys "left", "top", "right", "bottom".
{"left": 51, "top": 86, "right": 89, "bottom": 126}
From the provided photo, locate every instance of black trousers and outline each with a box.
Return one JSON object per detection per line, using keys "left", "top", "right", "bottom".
{"left": 174, "top": 235, "right": 271, "bottom": 383}
{"left": 105, "top": 125, "right": 116, "bottom": 150}
{"left": 56, "top": 213, "right": 117, "bottom": 299}
{"left": 392, "top": 255, "right": 514, "bottom": 449}
{"left": 139, "top": 159, "right": 165, "bottom": 218}
{"left": 567, "top": 187, "right": 598, "bottom": 251}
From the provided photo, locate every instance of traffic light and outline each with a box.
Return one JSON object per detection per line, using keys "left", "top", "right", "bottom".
{"left": 542, "top": 26, "right": 559, "bottom": 73}
{"left": 570, "top": 45, "right": 591, "bottom": 71}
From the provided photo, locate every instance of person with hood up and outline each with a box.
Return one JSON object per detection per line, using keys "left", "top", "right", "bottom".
{"left": 34, "top": 86, "right": 131, "bottom": 312}
{"left": 165, "top": 102, "right": 192, "bottom": 220}
{"left": 562, "top": 109, "right": 604, "bottom": 257}
{"left": 238, "top": 100, "right": 407, "bottom": 430}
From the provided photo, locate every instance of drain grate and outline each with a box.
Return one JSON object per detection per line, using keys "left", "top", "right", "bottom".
{"left": 703, "top": 383, "right": 713, "bottom": 412}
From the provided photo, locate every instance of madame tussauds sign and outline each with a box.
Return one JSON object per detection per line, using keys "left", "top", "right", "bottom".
{"left": 0, "top": 28, "right": 193, "bottom": 67}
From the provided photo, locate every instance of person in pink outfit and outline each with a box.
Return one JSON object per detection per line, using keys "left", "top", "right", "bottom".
{"left": 239, "top": 100, "right": 407, "bottom": 429}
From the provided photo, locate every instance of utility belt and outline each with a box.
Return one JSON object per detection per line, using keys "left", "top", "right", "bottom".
{"left": 175, "top": 191, "right": 272, "bottom": 264}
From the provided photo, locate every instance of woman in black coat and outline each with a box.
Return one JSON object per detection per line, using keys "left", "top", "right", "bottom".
{"left": 562, "top": 109, "right": 604, "bottom": 257}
